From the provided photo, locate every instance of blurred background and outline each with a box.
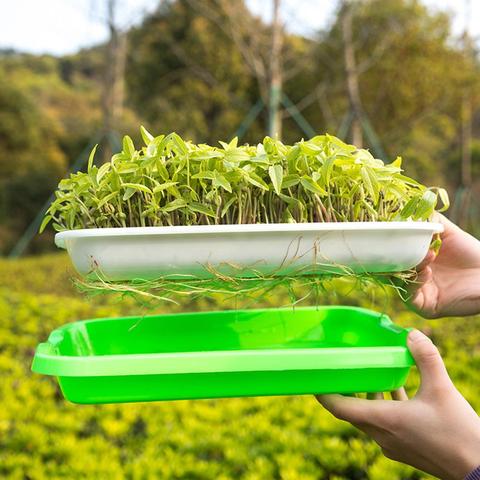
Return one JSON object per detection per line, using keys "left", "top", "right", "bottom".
{"left": 1, "top": 1, "right": 479, "bottom": 479}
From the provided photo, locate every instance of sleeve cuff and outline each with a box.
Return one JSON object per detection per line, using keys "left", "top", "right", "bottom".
{"left": 465, "top": 466, "right": 480, "bottom": 480}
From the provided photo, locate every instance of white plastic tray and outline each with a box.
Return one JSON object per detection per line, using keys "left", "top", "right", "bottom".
{"left": 55, "top": 222, "right": 443, "bottom": 281}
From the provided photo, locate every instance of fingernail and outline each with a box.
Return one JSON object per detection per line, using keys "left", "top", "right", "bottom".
{"left": 408, "top": 329, "right": 424, "bottom": 344}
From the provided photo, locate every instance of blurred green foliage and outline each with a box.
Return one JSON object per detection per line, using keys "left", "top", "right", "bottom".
{"left": 0, "top": 254, "right": 479, "bottom": 478}
{"left": 314, "top": 0, "right": 478, "bottom": 182}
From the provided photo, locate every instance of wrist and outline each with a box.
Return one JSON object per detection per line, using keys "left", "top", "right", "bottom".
{"left": 465, "top": 465, "right": 480, "bottom": 480}
{"left": 451, "top": 435, "right": 480, "bottom": 480}
{"left": 464, "top": 466, "right": 480, "bottom": 480}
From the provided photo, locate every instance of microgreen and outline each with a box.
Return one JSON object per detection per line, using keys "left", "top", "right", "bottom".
{"left": 40, "top": 129, "right": 449, "bottom": 232}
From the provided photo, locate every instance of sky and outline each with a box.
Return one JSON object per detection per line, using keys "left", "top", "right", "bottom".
{"left": 0, "top": 0, "right": 478, "bottom": 56}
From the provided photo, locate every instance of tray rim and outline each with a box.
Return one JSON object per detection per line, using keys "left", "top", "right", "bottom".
{"left": 55, "top": 221, "right": 443, "bottom": 249}
{"left": 31, "top": 306, "right": 414, "bottom": 377}
{"left": 33, "top": 345, "right": 413, "bottom": 377}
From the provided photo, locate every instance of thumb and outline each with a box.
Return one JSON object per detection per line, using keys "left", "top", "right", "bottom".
{"left": 407, "top": 329, "right": 452, "bottom": 395}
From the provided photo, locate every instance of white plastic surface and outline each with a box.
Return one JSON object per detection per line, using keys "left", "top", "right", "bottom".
{"left": 55, "top": 222, "right": 443, "bottom": 281}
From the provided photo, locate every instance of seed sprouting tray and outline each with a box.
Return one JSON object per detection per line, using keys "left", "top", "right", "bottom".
{"left": 32, "top": 306, "right": 413, "bottom": 404}
{"left": 55, "top": 222, "right": 442, "bottom": 281}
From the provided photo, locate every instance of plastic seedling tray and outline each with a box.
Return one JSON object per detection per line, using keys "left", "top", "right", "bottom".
{"left": 55, "top": 222, "right": 443, "bottom": 281}
{"left": 32, "top": 306, "right": 414, "bottom": 404}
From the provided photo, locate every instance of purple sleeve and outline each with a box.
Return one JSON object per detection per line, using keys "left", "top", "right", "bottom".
{"left": 465, "top": 466, "right": 480, "bottom": 480}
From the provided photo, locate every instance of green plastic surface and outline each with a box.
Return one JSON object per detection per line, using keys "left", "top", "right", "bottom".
{"left": 31, "top": 306, "right": 414, "bottom": 404}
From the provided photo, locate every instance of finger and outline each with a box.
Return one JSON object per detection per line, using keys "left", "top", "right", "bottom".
{"left": 367, "top": 392, "right": 384, "bottom": 400}
{"left": 316, "top": 394, "right": 387, "bottom": 425}
{"left": 415, "top": 265, "right": 433, "bottom": 284}
{"left": 410, "top": 287, "right": 425, "bottom": 311}
{"left": 408, "top": 267, "right": 440, "bottom": 318}
{"left": 391, "top": 388, "right": 408, "bottom": 401}
{"left": 431, "top": 212, "right": 458, "bottom": 238}
{"left": 416, "top": 250, "right": 436, "bottom": 272}
{"left": 407, "top": 329, "right": 452, "bottom": 395}
{"left": 406, "top": 263, "right": 432, "bottom": 303}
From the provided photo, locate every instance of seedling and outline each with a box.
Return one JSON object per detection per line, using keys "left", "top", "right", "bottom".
{"left": 41, "top": 129, "right": 449, "bottom": 232}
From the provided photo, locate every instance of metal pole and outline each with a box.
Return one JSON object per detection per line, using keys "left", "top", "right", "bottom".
{"left": 281, "top": 93, "right": 316, "bottom": 138}
{"left": 233, "top": 99, "right": 264, "bottom": 140}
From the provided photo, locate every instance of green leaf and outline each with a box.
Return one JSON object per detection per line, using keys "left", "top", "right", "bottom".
{"left": 394, "top": 173, "right": 423, "bottom": 187}
{"left": 281, "top": 174, "right": 300, "bottom": 189}
{"left": 225, "top": 149, "right": 251, "bottom": 163}
{"left": 299, "top": 141, "right": 323, "bottom": 155}
{"left": 190, "top": 150, "right": 224, "bottom": 161}
{"left": 286, "top": 145, "right": 301, "bottom": 172}
{"left": 169, "top": 133, "right": 188, "bottom": 156}
{"left": 300, "top": 176, "right": 327, "bottom": 196}
{"left": 360, "top": 166, "right": 380, "bottom": 204}
{"left": 278, "top": 193, "right": 301, "bottom": 206}
{"left": 414, "top": 190, "right": 437, "bottom": 219}
{"left": 156, "top": 160, "right": 170, "bottom": 181}
{"left": 268, "top": 165, "right": 283, "bottom": 195}
{"left": 400, "top": 195, "right": 420, "bottom": 219}
{"left": 39, "top": 215, "right": 52, "bottom": 234}
{"left": 122, "top": 187, "right": 136, "bottom": 201}
{"left": 167, "top": 185, "right": 182, "bottom": 199}
{"left": 320, "top": 154, "right": 337, "bottom": 186}
{"left": 122, "top": 135, "right": 135, "bottom": 157}
{"left": 96, "top": 163, "right": 111, "bottom": 183}
{"left": 283, "top": 208, "right": 296, "bottom": 223}
{"left": 430, "top": 236, "right": 442, "bottom": 254}
{"left": 245, "top": 172, "right": 269, "bottom": 191}
{"left": 153, "top": 182, "right": 179, "bottom": 193}
{"left": 437, "top": 188, "right": 450, "bottom": 212}
{"left": 221, "top": 197, "right": 237, "bottom": 217}
{"left": 188, "top": 202, "right": 216, "bottom": 218}
{"left": 325, "top": 134, "right": 356, "bottom": 153}
{"left": 87, "top": 144, "right": 98, "bottom": 171}
{"left": 97, "top": 191, "right": 119, "bottom": 208}
{"left": 213, "top": 172, "right": 232, "bottom": 192}
{"left": 140, "top": 125, "right": 154, "bottom": 145}
{"left": 228, "top": 137, "right": 239, "bottom": 148}
{"left": 391, "top": 156, "right": 402, "bottom": 169}
{"left": 162, "top": 199, "right": 187, "bottom": 212}
{"left": 121, "top": 183, "right": 153, "bottom": 195}
{"left": 192, "top": 171, "right": 216, "bottom": 180}
{"left": 147, "top": 134, "right": 165, "bottom": 157}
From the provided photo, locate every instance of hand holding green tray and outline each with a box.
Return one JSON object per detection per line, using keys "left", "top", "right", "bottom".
{"left": 31, "top": 306, "right": 413, "bottom": 404}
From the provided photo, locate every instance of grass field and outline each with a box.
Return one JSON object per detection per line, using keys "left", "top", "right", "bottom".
{"left": 1, "top": 253, "right": 479, "bottom": 479}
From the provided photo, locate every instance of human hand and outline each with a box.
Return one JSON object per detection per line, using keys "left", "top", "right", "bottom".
{"left": 317, "top": 330, "right": 480, "bottom": 480}
{"left": 410, "top": 214, "right": 480, "bottom": 318}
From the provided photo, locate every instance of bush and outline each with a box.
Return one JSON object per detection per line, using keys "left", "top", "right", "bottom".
{"left": 1, "top": 254, "right": 479, "bottom": 478}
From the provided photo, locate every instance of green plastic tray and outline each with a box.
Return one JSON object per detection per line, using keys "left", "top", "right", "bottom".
{"left": 31, "top": 306, "right": 413, "bottom": 404}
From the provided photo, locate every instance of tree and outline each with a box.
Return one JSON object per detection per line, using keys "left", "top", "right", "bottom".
{"left": 126, "top": 0, "right": 262, "bottom": 144}
{"left": 0, "top": 67, "right": 67, "bottom": 252}
{"left": 309, "top": 0, "right": 480, "bottom": 185}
